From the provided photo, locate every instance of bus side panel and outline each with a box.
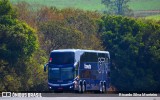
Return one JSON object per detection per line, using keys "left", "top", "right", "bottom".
{"left": 79, "top": 62, "right": 110, "bottom": 91}
{"left": 79, "top": 62, "right": 102, "bottom": 90}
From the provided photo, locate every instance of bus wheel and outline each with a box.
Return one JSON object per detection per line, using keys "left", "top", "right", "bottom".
{"left": 78, "top": 84, "right": 82, "bottom": 93}
{"left": 100, "top": 83, "right": 103, "bottom": 93}
{"left": 82, "top": 84, "right": 86, "bottom": 93}
{"left": 102, "top": 84, "right": 106, "bottom": 93}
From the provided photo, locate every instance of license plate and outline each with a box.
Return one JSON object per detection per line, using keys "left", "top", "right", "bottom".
{"left": 58, "top": 87, "right": 63, "bottom": 90}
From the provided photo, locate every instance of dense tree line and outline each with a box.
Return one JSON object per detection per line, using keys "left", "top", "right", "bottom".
{"left": 0, "top": 0, "right": 103, "bottom": 92}
{"left": 98, "top": 16, "right": 160, "bottom": 91}
{"left": 0, "top": 0, "right": 160, "bottom": 92}
{"left": 0, "top": 0, "right": 47, "bottom": 92}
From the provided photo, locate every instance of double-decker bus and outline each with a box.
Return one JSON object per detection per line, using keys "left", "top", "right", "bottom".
{"left": 44, "top": 49, "right": 111, "bottom": 93}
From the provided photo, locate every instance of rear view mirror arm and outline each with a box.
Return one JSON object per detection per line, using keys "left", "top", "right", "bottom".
{"left": 44, "top": 63, "right": 48, "bottom": 72}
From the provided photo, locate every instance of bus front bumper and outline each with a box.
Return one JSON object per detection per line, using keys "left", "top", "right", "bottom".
{"left": 48, "top": 82, "right": 75, "bottom": 91}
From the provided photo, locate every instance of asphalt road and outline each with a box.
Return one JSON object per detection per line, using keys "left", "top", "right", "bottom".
{"left": 1, "top": 97, "right": 159, "bottom": 100}
{"left": 42, "top": 93, "right": 117, "bottom": 97}
{"left": 1, "top": 93, "right": 160, "bottom": 100}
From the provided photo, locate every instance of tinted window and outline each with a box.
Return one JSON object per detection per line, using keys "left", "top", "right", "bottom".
{"left": 61, "top": 67, "right": 74, "bottom": 80}
{"left": 98, "top": 53, "right": 106, "bottom": 58}
{"left": 105, "top": 53, "right": 110, "bottom": 63}
{"left": 48, "top": 68, "right": 60, "bottom": 81}
{"left": 80, "top": 52, "right": 98, "bottom": 63}
{"left": 48, "top": 67, "right": 74, "bottom": 81}
{"left": 50, "top": 52, "right": 74, "bottom": 65}
{"left": 80, "top": 70, "right": 91, "bottom": 78}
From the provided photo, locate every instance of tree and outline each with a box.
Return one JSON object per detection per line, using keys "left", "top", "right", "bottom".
{"left": 65, "top": 13, "right": 103, "bottom": 50}
{"left": 15, "top": 5, "right": 104, "bottom": 51}
{"left": 99, "top": 15, "right": 160, "bottom": 92}
{"left": 0, "top": 0, "right": 40, "bottom": 91}
{"left": 35, "top": 8, "right": 104, "bottom": 53}
{"left": 38, "top": 21, "right": 84, "bottom": 55}
{"left": 101, "top": 0, "right": 133, "bottom": 16}
{"left": 0, "top": 0, "right": 16, "bottom": 17}
{"left": 14, "top": 1, "right": 36, "bottom": 28}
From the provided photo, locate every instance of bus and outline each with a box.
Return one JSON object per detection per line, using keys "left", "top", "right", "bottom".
{"left": 44, "top": 49, "right": 111, "bottom": 93}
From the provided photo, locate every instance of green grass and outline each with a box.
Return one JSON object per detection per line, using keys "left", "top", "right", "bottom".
{"left": 129, "top": 0, "right": 160, "bottom": 11}
{"left": 11, "top": 0, "right": 160, "bottom": 11}
{"left": 11, "top": 0, "right": 105, "bottom": 11}
{"left": 145, "top": 14, "right": 160, "bottom": 21}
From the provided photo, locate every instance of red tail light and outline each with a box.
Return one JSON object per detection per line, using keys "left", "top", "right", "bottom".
{"left": 49, "top": 58, "right": 52, "bottom": 62}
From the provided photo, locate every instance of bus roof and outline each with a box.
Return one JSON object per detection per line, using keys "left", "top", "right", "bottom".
{"left": 51, "top": 49, "right": 109, "bottom": 54}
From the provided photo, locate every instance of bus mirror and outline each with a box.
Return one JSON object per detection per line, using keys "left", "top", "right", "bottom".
{"left": 74, "top": 62, "right": 78, "bottom": 66}
{"left": 44, "top": 63, "right": 48, "bottom": 72}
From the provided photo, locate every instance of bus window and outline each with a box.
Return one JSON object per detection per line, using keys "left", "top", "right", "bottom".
{"left": 48, "top": 68, "right": 60, "bottom": 81}
{"left": 105, "top": 53, "right": 110, "bottom": 63}
{"left": 50, "top": 52, "right": 74, "bottom": 65}
{"left": 91, "top": 70, "right": 98, "bottom": 79}
{"left": 98, "top": 53, "right": 105, "bottom": 58}
{"left": 80, "top": 70, "right": 91, "bottom": 78}
{"left": 61, "top": 67, "right": 74, "bottom": 80}
{"left": 80, "top": 52, "right": 98, "bottom": 63}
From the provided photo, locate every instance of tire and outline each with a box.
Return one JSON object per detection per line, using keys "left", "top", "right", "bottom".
{"left": 78, "top": 84, "right": 82, "bottom": 93}
{"left": 82, "top": 83, "right": 86, "bottom": 93}
{"left": 102, "top": 84, "right": 106, "bottom": 93}
{"left": 100, "top": 83, "right": 103, "bottom": 93}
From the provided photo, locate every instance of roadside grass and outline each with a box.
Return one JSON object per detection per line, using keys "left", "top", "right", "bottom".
{"left": 145, "top": 14, "right": 160, "bottom": 21}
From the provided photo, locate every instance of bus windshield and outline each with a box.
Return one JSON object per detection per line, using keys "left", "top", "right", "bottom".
{"left": 50, "top": 52, "right": 74, "bottom": 65}
{"left": 61, "top": 67, "right": 74, "bottom": 80}
{"left": 48, "top": 67, "right": 74, "bottom": 81}
{"left": 48, "top": 68, "right": 60, "bottom": 81}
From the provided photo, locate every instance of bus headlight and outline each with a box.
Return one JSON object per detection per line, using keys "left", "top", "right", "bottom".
{"left": 70, "top": 86, "right": 73, "bottom": 89}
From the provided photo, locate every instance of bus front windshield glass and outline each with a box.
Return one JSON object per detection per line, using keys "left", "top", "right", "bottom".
{"left": 48, "top": 68, "right": 60, "bottom": 81}
{"left": 48, "top": 67, "right": 74, "bottom": 81}
{"left": 61, "top": 67, "right": 74, "bottom": 80}
{"left": 50, "top": 52, "right": 74, "bottom": 65}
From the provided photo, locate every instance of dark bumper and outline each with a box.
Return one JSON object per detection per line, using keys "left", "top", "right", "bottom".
{"left": 48, "top": 82, "right": 74, "bottom": 91}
